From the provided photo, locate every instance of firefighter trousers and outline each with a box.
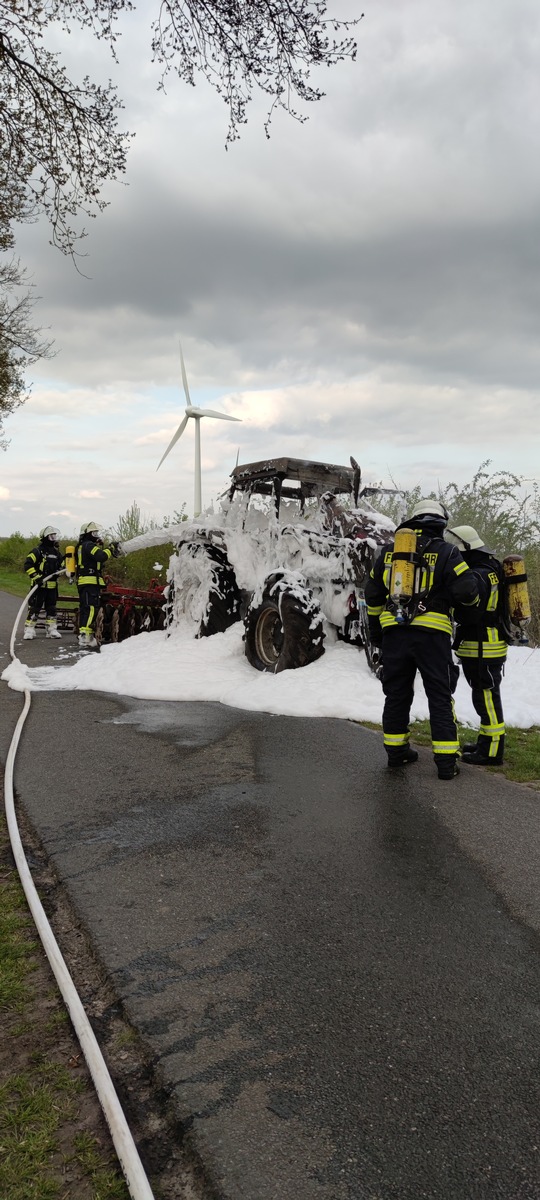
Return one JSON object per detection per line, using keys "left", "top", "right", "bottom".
{"left": 381, "top": 627, "right": 459, "bottom": 764}
{"left": 78, "top": 584, "right": 101, "bottom": 635}
{"left": 461, "top": 658, "right": 505, "bottom": 761}
{"left": 27, "top": 584, "right": 58, "bottom": 621}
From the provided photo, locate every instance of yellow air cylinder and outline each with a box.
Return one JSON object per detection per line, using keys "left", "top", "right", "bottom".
{"left": 503, "top": 554, "right": 531, "bottom": 626}
{"left": 64, "top": 544, "right": 76, "bottom": 580}
{"left": 389, "top": 527, "right": 417, "bottom": 605}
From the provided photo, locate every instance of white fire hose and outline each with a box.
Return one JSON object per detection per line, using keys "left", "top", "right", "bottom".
{"left": 4, "top": 572, "right": 156, "bottom": 1200}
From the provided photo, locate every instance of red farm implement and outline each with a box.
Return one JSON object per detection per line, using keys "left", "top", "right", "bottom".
{"left": 94, "top": 578, "right": 166, "bottom": 646}
{"left": 53, "top": 577, "right": 166, "bottom": 645}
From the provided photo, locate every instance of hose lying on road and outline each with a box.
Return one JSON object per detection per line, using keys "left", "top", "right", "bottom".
{"left": 4, "top": 574, "right": 156, "bottom": 1200}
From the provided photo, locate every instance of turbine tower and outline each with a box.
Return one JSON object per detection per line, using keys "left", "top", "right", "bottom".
{"left": 157, "top": 343, "right": 241, "bottom": 517}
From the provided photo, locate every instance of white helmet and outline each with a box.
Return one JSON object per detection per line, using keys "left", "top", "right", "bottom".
{"left": 80, "top": 521, "right": 102, "bottom": 536}
{"left": 408, "top": 499, "right": 449, "bottom": 522}
{"left": 445, "top": 524, "right": 485, "bottom": 551}
{"left": 40, "top": 525, "right": 60, "bottom": 540}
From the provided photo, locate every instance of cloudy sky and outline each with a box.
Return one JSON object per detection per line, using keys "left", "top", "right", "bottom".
{"left": 1, "top": 0, "right": 540, "bottom": 537}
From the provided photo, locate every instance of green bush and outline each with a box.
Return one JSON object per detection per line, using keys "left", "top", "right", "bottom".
{"left": 524, "top": 545, "right": 540, "bottom": 648}
{"left": 105, "top": 545, "right": 174, "bottom": 591}
{"left": 0, "top": 533, "right": 35, "bottom": 571}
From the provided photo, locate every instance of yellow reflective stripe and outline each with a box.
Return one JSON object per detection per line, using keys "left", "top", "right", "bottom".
{"left": 411, "top": 613, "right": 453, "bottom": 634}
{"left": 367, "top": 605, "right": 384, "bottom": 616}
{"left": 432, "top": 740, "right": 460, "bottom": 754}
{"left": 456, "top": 640, "right": 506, "bottom": 658}
{"left": 383, "top": 733, "right": 410, "bottom": 747}
{"left": 379, "top": 611, "right": 453, "bottom": 634}
{"left": 454, "top": 561, "right": 468, "bottom": 575}
{"left": 479, "top": 722, "right": 505, "bottom": 736}
{"left": 78, "top": 574, "right": 102, "bottom": 585}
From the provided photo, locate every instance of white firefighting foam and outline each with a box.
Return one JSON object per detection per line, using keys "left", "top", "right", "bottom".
{"left": 2, "top": 624, "right": 539, "bottom": 730}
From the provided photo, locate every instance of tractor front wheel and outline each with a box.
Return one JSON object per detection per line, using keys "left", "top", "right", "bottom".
{"left": 244, "top": 575, "right": 325, "bottom": 673}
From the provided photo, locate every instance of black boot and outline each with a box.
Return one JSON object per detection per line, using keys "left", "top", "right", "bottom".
{"left": 462, "top": 733, "right": 504, "bottom": 767}
{"left": 437, "top": 757, "right": 460, "bottom": 780}
{"left": 461, "top": 750, "right": 504, "bottom": 767}
{"left": 387, "top": 746, "right": 419, "bottom": 768}
{"left": 462, "top": 742, "right": 478, "bottom": 754}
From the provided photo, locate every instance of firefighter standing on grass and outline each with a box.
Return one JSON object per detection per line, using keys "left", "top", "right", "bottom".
{"left": 76, "top": 521, "right": 121, "bottom": 647}
{"left": 23, "top": 526, "right": 63, "bottom": 640}
{"left": 365, "top": 499, "right": 480, "bottom": 780}
{"left": 445, "top": 525, "right": 507, "bottom": 766}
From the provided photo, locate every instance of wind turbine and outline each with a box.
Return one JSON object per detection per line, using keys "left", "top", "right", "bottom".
{"left": 157, "top": 343, "right": 241, "bottom": 517}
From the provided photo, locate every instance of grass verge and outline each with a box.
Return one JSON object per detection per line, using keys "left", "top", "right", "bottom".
{"left": 0, "top": 571, "right": 28, "bottom": 598}
{"left": 0, "top": 806, "right": 130, "bottom": 1200}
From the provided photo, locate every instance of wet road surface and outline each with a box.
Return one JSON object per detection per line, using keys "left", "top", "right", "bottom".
{"left": 2, "top": 590, "right": 540, "bottom": 1199}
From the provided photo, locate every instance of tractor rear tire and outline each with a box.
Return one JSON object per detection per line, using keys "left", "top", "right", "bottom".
{"left": 169, "top": 543, "right": 242, "bottom": 637}
{"left": 244, "top": 574, "right": 325, "bottom": 673}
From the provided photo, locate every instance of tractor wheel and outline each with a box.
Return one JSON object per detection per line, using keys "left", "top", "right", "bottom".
{"left": 169, "top": 543, "right": 242, "bottom": 637}
{"left": 244, "top": 574, "right": 325, "bottom": 673}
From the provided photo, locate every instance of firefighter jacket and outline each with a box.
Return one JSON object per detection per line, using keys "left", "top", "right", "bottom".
{"left": 452, "top": 549, "right": 507, "bottom": 661}
{"left": 365, "top": 523, "right": 480, "bottom": 637}
{"left": 76, "top": 535, "right": 114, "bottom": 587}
{"left": 24, "top": 540, "right": 63, "bottom": 590}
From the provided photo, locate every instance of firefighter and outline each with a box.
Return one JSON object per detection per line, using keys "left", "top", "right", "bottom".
{"left": 445, "top": 524, "right": 506, "bottom": 766}
{"left": 23, "top": 526, "right": 64, "bottom": 639}
{"left": 76, "top": 521, "right": 121, "bottom": 647}
{"left": 365, "top": 499, "right": 480, "bottom": 780}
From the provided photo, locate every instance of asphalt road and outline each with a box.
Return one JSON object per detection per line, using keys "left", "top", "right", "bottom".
{"left": 1, "top": 589, "right": 540, "bottom": 1200}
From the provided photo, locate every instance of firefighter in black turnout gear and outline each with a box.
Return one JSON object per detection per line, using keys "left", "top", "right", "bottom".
{"left": 445, "top": 525, "right": 506, "bottom": 766}
{"left": 23, "top": 526, "right": 64, "bottom": 639}
{"left": 365, "top": 500, "right": 480, "bottom": 780}
{"left": 76, "top": 521, "right": 121, "bottom": 647}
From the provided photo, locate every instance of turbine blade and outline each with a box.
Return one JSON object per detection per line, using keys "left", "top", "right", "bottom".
{"left": 197, "top": 408, "right": 242, "bottom": 421}
{"left": 156, "top": 414, "right": 189, "bottom": 470}
{"left": 179, "top": 342, "right": 192, "bottom": 407}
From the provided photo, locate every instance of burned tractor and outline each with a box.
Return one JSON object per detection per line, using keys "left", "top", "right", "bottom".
{"left": 164, "top": 456, "right": 399, "bottom": 673}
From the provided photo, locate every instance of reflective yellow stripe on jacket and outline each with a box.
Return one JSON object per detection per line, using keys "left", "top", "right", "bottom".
{"left": 380, "top": 610, "right": 453, "bottom": 635}
{"left": 456, "top": 626, "right": 507, "bottom": 659}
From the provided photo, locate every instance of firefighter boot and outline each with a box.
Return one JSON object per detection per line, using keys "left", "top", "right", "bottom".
{"left": 46, "top": 619, "right": 61, "bottom": 639}
{"left": 78, "top": 632, "right": 97, "bottom": 648}
{"left": 437, "top": 756, "right": 460, "bottom": 781}
{"left": 386, "top": 746, "right": 419, "bottom": 768}
{"left": 462, "top": 741, "right": 505, "bottom": 767}
{"left": 23, "top": 620, "right": 37, "bottom": 640}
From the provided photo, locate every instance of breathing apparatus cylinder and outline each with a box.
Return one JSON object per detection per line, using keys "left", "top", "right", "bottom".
{"left": 64, "top": 545, "right": 76, "bottom": 581}
{"left": 389, "top": 528, "right": 417, "bottom": 622}
{"left": 503, "top": 554, "right": 531, "bottom": 636}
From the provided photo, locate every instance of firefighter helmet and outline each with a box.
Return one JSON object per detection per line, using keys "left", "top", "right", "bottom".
{"left": 39, "top": 525, "right": 60, "bottom": 540}
{"left": 445, "top": 524, "right": 485, "bottom": 551}
{"left": 408, "top": 499, "right": 449, "bottom": 523}
{"left": 79, "top": 521, "right": 102, "bottom": 536}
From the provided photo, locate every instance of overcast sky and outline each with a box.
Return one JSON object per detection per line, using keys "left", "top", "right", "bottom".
{"left": 2, "top": 0, "right": 539, "bottom": 537}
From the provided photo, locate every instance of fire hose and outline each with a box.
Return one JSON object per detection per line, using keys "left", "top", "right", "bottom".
{"left": 4, "top": 570, "right": 156, "bottom": 1200}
